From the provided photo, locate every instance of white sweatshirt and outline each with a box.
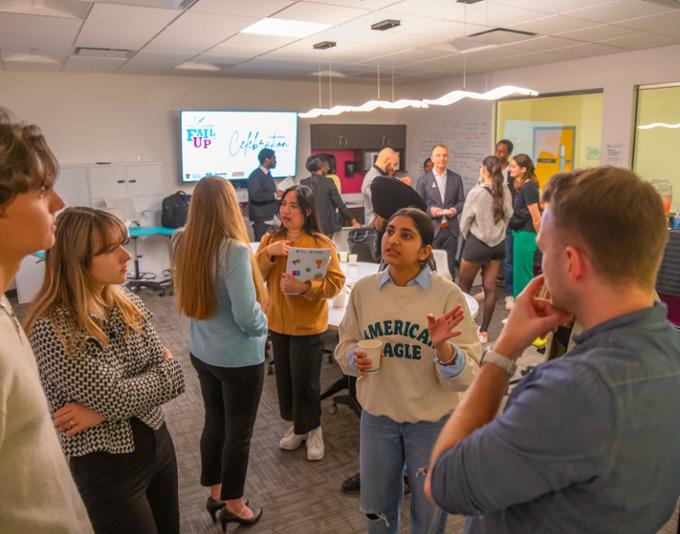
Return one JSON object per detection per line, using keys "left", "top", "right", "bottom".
{"left": 335, "top": 271, "right": 481, "bottom": 423}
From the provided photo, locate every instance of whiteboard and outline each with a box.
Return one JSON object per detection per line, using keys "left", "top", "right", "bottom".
{"left": 404, "top": 101, "right": 493, "bottom": 194}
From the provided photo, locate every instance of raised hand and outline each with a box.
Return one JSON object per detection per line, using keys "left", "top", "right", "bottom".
{"left": 427, "top": 304, "right": 464, "bottom": 349}
{"left": 495, "top": 276, "right": 573, "bottom": 360}
{"left": 267, "top": 239, "right": 293, "bottom": 258}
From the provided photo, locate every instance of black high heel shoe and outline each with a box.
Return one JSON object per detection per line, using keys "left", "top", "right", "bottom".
{"left": 206, "top": 497, "right": 224, "bottom": 523}
{"left": 206, "top": 497, "right": 250, "bottom": 523}
{"left": 219, "top": 505, "right": 262, "bottom": 532}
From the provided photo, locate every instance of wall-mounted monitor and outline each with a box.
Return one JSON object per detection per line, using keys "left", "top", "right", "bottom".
{"left": 180, "top": 110, "right": 298, "bottom": 183}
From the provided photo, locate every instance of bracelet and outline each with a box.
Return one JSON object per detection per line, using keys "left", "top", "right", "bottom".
{"left": 434, "top": 344, "right": 457, "bottom": 365}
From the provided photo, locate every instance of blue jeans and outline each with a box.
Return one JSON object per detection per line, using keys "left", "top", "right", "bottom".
{"left": 502, "top": 227, "right": 514, "bottom": 296}
{"left": 360, "top": 411, "right": 448, "bottom": 534}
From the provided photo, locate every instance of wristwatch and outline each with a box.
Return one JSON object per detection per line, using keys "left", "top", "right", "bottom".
{"left": 480, "top": 348, "right": 517, "bottom": 377}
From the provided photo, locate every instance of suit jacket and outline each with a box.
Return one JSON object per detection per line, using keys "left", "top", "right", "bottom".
{"left": 416, "top": 169, "right": 465, "bottom": 236}
{"left": 246, "top": 167, "right": 278, "bottom": 221}
{"left": 301, "top": 174, "right": 354, "bottom": 236}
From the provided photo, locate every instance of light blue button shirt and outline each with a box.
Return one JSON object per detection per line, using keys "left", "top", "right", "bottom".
{"left": 189, "top": 240, "right": 268, "bottom": 368}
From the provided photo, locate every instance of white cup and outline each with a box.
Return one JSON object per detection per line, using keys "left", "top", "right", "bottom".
{"left": 349, "top": 253, "right": 358, "bottom": 265}
{"left": 338, "top": 250, "right": 349, "bottom": 262}
{"left": 332, "top": 292, "right": 347, "bottom": 308}
{"left": 358, "top": 339, "right": 383, "bottom": 374}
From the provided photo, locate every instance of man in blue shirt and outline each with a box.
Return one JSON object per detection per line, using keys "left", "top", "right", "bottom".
{"left": 426, "top": 166, "right": 680, "bottom": 533}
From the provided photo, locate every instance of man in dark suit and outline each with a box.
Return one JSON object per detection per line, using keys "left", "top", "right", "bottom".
{"left": 246, "top": 148, "right": 280, "bottom": 240}
{"left": 416, "top": 144, "right": 465, "bottom": 276}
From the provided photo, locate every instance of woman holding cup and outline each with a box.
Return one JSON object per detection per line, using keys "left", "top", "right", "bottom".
{"left": 335, "top": 207, "right": 481, "bottom": 534}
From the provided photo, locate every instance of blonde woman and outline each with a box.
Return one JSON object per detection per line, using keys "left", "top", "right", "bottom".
{"left": 25, "top": 207, "right": 185, "bottom": 534}
{"left": 173, "top": 176, "right": 267, "bottom": 531}
{"left": 0, "top": 108, "right": 93, "bottom": 533}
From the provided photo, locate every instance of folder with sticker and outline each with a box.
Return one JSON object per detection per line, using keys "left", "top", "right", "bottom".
{"left": 285, "top": 247, "right": 331, "bottom": 291}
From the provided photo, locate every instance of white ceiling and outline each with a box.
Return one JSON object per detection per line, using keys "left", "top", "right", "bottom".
{"left": 1, "top": 0, "right": 679, "bottom": 82}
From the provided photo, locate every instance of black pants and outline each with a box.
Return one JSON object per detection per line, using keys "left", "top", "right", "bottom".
{"left": 270, "top": 331, "right": 324, "bottom": 435}
{"left": 252, "top": 220, "right": 269, "bottom": 241}
{"left": 70, "top": 419, "right": 179, "bottom": 534}
{"left": 190, "top": 355, "right": 264, "bottom": 500}
{"left": 433, "top": 226, "right": 459, "bottom": 276}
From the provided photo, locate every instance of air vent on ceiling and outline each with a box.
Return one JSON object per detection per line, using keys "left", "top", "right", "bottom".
{"left": 451, "top": 27, "right": 537, "bottom": 51}
{"left": 371, "top": 19, "right": 401, "bottom": 31}
{"left": 313, "top": 41, "right": 337, "bottom": 50}
{"left": 468, "top": 28, "right": 537, "bottom": 39}
{"left": 74, "top": 47, "right": 133, "bottom": 59}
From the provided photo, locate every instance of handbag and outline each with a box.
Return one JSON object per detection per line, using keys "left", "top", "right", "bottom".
{"left": 347, "top": 227, "right": 380, "bottom": 263}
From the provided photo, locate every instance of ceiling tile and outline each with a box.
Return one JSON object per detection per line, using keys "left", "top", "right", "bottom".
{"left": 144, "top": 12, "right": 257, "bottom": 54}
{"left": 189, "top": 0, "right": 295, "bottom": 17}
{"left": 214, "top": 32, "right": 300, "bottom": 50}
{"left": 510, "top": 14, "right": 602, "bottom": 35}
{"left": 0, "top": 13, "right": 80, "bottom": 54}
{"left": 500, "top": 35, "right": 582, "bottom": 53}
{"left": 76, "top": 3, "right": 179, "bottom": 50}
{"left": 616, "top": 10, "right": 680, "bottom": 37}
{"left": 498, "top": 0, "right": 613, "bottom": 14}
{"left": 263, "top": 38, "right": 370, "bottom": 62}
{"left": 276, "top": 2, "right": 368, "bottom": 24}
{"left": 309, "top": 0, "right": 398, "bottom": 9}
{"left": 564, "top": 0, "right": 675, "bottom": 24}
{"left": 555, "top": 23, "right": 642, "bottom": 42}
{"left": 601, "top": 31, "right": 680, "bottom": 49}
{"left": 547, "top": 41, "right": 626, "bottom": 57}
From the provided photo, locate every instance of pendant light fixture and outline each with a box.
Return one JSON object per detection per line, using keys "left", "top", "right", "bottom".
{"left": 299, "top": 5, "right": 539, "bottom": 119}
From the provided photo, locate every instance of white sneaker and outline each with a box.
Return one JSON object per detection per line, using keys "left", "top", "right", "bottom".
{"left": 279, "top": 426, "right": 306, "bottom": 450}
{"left": 473, "top": 291, "right": 484, "bottom": 302}
{"left": 306, "top": 426, "right": 325, "bottom": 461}
{"left": 504, "top": 296, "right": 514, "bottom": 311}
{"left": 478, "top": 332, "right": 489, "bottom": 344}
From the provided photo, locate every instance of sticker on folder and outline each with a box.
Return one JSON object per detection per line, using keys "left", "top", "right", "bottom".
{"left": 285, "top": 247, "right": 331, "bottom": 294}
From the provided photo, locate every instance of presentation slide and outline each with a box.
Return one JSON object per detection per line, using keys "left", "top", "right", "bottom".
{"left": 180, "top": 110, "right": 297, "bottom": 183}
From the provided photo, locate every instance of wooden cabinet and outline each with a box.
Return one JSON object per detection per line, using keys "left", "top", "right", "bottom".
{"left": 311, "top": 124, "right": 406, "bottom": 150}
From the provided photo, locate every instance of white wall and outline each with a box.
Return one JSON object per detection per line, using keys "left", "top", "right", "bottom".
{"left": 0, "top": 71, "right": 398, "bottom": 195}
{"left": 396, "top": 43, "right": 680, "bottom": 170}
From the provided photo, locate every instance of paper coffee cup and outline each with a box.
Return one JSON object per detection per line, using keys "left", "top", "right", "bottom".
{"left": 339, "top": 250, "right": 349, "bottom": 262}
{"left": 349, "top": 253, "right": 358, "bottom": 265}
{"left": 358, "top": 339, "right": 383, "bottom": 374}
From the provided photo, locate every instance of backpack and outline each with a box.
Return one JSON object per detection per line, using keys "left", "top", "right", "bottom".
{"left": 161, "top": 191, "right": 190, "bottom": 228}
{"left": 348, "top": 227, "right": 380, "bottom": 263}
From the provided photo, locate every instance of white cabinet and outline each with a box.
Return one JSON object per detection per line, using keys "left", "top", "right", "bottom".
{"left": 88, "top": 162, "right": 162, "bottom": 203}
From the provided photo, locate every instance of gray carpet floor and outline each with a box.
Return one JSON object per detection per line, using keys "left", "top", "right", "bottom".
{"left": 10, "top": 286, "right": 679, "bottom": 534}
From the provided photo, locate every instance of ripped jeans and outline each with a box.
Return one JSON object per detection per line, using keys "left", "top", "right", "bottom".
{"left": 360, "top": 411, "right": 448, "bottom": 534}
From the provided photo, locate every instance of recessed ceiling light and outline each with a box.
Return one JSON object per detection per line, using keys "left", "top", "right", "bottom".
{"left": 175, "top": 61, "right": 220, "bottom": 72}
{"left": 241, "top": 18, "right": 331, "bottom": 38}
{"left": 4, "top": 53, "right": 61, "bottom": 64}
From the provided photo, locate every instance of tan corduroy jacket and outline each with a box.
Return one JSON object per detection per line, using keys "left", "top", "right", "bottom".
{"left": 256, "top": 232, "right": 345, "bottom": 336}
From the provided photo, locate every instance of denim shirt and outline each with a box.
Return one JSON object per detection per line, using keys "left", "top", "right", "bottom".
{"left": 430, "top": 303, "right": 680, "bottom": 533}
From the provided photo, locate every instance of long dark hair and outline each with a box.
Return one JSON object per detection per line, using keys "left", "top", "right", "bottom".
{"left": 513, "top": 154, "right": 538, "bottom": 186}
{"left": 387, "top": 207, "right": 435, "bottom": 268}
{"left": 482, "top": 155, "right": 506, "bottom": 223}
{"left": 272, "top": 185, "right": 323, "bottom": 238}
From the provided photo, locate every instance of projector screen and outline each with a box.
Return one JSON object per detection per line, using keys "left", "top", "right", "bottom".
{"left": 180, "top": 110, "right": 298, "bottom": 183}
